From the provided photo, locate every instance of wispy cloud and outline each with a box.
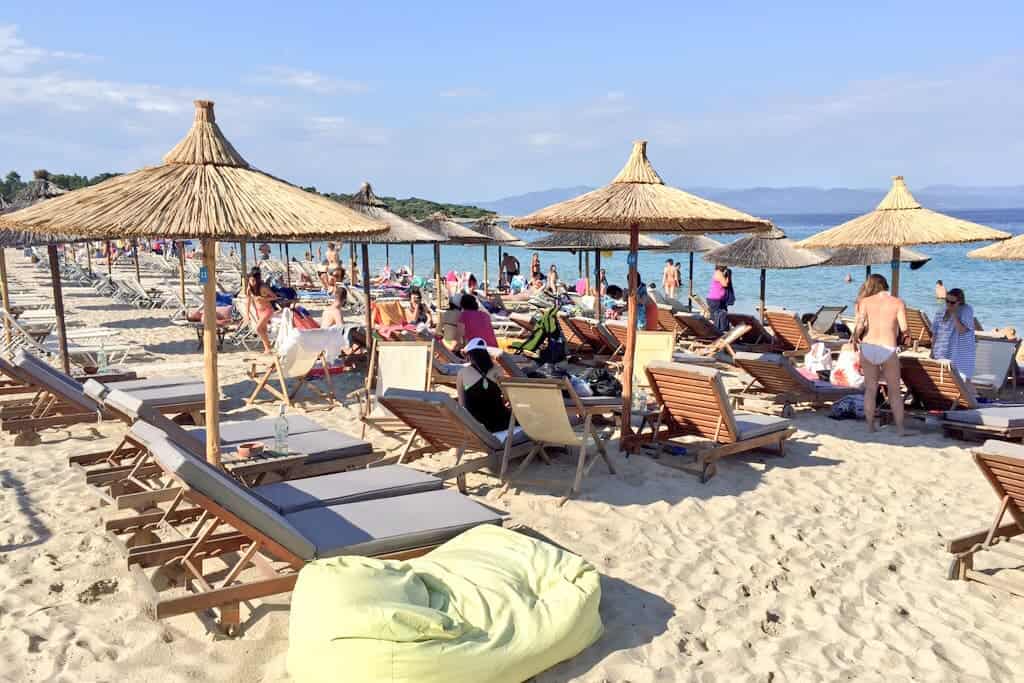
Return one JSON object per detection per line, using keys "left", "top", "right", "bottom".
{"left": 306, "top": 116, "right": 391, "bottom": 146}
{"left": 252, "top": 66, "right": 366, "bottom": 94}
{"left": 0, "top": 24, "right": 96, "bottom": 73}
{"left": 439, "top": 87, "right": 488, "bottom": 98}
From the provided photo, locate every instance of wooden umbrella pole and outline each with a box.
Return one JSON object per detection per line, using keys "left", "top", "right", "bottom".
{"left": 132, "top": 239, "right": 142, "bottom": 284}
{"left": 177, "top": 242, "right": 186, "bottom": 318}
{"left": 361, "top": 243, "right": 372, "bottom": 342}
{"left": 620, "top": 224, "right": 640, "bottom": 449}
{"left": 86, "top": 241, "right": 92, "bottom": 274}
{"left": 865, "top": 265, "right": 871, "bottom": 279}
{"left": 483, "top": 244, "right": 489, "bottom": 292}
{"left": 578, "top": 251, "right": 583, "bottom": 279}
{"left": 239, "top": 239, "right": 248, "bottom": 291}
{"left": 251, "top": 241, "right": 258, "bottom": 263}
{"left": 105, "top": 240, "right": 112, "bottom": 275}
{"left": 410, "top": 244, "right": 415, "bottom": 278}
{"left": 585, "top": 251, "right": 591, "bottom": 292}
{"left": 688, "top": 252, "right": 695, "bottom": 311}
{"left": 0, "top": 249, "right": 11, "bottom": 347}
{"left": 497, "top": 246, "right": 503, "bottom": 287}
{"left": 349, "top": 244, "right": 357, "bottom": 286}
{"left": 759, "top": 269, "right": 767, "bottom": 322}
{"left": 434, "top": 242, "right": 442, "bottom": 307}
{"left": 594, "top": 249, "right": 603, "bottom": 321}
{"left": 385, "top": 244, "right": 390, "bottom": 268}
{"left": 891, "top": 246, "right": 901, "bottom": 296}
{"left": 201, "top": 238, "right": 221, "bottom": 466}
{"left": 284, "top": 243, "right": 291, "bottom": 286}
{"left": 46, "top": 244, "right": 70, "bottom": 374}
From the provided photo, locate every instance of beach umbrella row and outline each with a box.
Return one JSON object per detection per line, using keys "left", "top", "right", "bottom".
{"left": 471, "top": 216, "right": 523, "bottom": 290}
{"left": 0, "top": 100, "right": 388, "bottom": 466}
{"left": 513, "top": 141, "right": 772, "bottom": 449}
{"left": 665, "top": 234, "right": 722, "bottom": 309}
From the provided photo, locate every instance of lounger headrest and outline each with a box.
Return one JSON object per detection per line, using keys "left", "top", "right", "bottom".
{"left": 130, "top": 420, "right": 316, "bottom": 560}
{"left": 975, "top": 440, "right": 1024, "bottom": 462}
{"left": 82, "top": 379, "right": 109, "bottom": 403}
{"left": 645, "top": 359, "right": 719, "bottom": 379}
{"left": 14, "top": 349, "right": 95, "bottom": 411}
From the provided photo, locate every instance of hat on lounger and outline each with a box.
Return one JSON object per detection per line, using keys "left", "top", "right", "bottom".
{"left": 465, "top": 337, "right": 488, "bottom": 352}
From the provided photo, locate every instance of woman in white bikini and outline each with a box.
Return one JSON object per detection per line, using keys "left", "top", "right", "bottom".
{"left": 853, "top": 274, "right": 908, "bottom": 435}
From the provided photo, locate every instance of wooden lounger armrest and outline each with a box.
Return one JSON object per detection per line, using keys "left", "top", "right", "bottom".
{"left": 946, "top": 522, "right": 1023, "bottom": 553}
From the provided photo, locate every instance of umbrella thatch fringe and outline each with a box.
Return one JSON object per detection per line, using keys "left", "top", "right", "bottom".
{"left": 0, "top": 101, "right": 387, "bottom": 241}
{"left": 527, "top": 230, "right": 668, "bottom": 251}
{"left": 419, "top": 212, "right": 489, "bottom": 244}
{"left": 705, "top": 230, "right": 829, "bottom": 269}
{"left": 969, "top": 234, "right": 1024, "bottom": 261}
{"left": 511, "top": 141, "right": 771, "bottom": 233}
{"left": 346, "top": 182, "right": 448, "bottom": 244}
{"left": 665, "top": 234, "right": 722, "bottom": 252}
{"left": 799, "top": 176, "right": 1010, "bottom": 248}
{"left": 824, "top": 245, "right": 930, "bottom": 266}
{"left": 471, "top": 216, "right": 523, "bottom": 245}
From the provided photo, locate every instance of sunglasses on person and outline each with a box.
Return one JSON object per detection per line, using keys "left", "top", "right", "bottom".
{"left": 946, "top": 298, "right": 960, "bottom": 305}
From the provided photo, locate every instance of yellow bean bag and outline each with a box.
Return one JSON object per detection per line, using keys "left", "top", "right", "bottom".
{"left": 287, "top": 524, "right": 603, "bottom": 683}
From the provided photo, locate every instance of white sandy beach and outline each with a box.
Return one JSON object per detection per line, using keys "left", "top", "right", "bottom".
{"left": 2, "top": 251, "right": 1024, "bottom": 683}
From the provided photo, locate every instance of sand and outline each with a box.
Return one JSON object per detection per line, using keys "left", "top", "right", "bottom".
{"left": 2, "top": 251, "right": 1023, "bottom": 682}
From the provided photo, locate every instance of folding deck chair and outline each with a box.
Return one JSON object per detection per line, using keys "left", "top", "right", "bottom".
{"left": 946, "top": 440, "right": 1024, "bottom": 596}
{"left": 358, "top": 341, "right": 434, "bottom": 438}
{"left": 900, "top": 356, "right": 978, "bottom": 411}
{"left": 810, "top": 305, "right": 847, "bottom": 336}
{"left": 673, "top": 312, "right": 721, "bottom": 345}
{"left": 644, "top": 360, "right": 796, "bottom": 482}
{"left": 377, "top": 388, "right": 537, "bottom": 493}
{"left": 246, "top": 327, "right": 347, "bottom": 407}
{"left": 732, "top": 351, "right": 860, "bottom": 415}
{"left": 904, "top": 308, "right": 934, "bottom": 350}
{"left": 764, "top": 309, "right": 844, "bottom": 355}
{"left": 498, "top": 377, "right": 617, "bottom": 505}
{"left": 107, "top": 420, "right": 503, "bottom": 634}
{"left": 972, "top": 336, "right": 1020, "bottom": 398}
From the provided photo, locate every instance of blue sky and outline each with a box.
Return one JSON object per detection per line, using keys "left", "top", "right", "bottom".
{"left": 1, "top": 2, "right": 1022, "bottom": 202}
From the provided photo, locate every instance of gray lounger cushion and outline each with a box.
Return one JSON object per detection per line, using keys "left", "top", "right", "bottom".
{"left": 733, "top": 412, "right": 792, "bottom": 440}
{"left": 252, "top": 465, "right": 441, "bottom": 513}
{"left": 382, "top": 388, "right": 531, "bottom": 451}
{"left": 194, "top": 414, "right": 324, "bottom": 443}
{"left": 975, "top": 440, "right": 1024, "bottom": 460}
{"left": 106, "top": 376, "right": 205, "bottom": 392}
{"left": 284, "top": 488, "right": 503, "bottom": 559}
{"left": 15, "top": 350, "right": 95, "bottom": 411}
{"left": 944, "top": 406, "right": 1024, "bottom": 429}
{"left": 121, "top": 383, "right": 206, "bottom": 407}
{"left": 219, "top": 429, "right": 373, "bottom": 463}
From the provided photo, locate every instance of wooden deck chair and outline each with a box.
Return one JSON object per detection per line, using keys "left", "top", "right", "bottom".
{"left": 377, "top": 388, "right": 537, "bottom": 492}
{"left": 656, "top": 304, "right": 686, "bottom": 340}
{"left": 0, "top": 354, "right": 136, "bottom": 398}
{"left": 246, "top": 327, "right": 347, "bottom": 407}
{"left": 673, "top": 312, "right": 720, "bottom": 344}
{"left": 732, "top": 351, "right": 859, "bottom": 415}
{"left": 429, "top": 340, "right": 464, "bottom": 386}
{"left": 972, "top": 336, "right": 1020, "bottom": 398}
{"left": 597, "top": 321, "right": 629, "bottom": 360}
{"left": 556, "top": 314, "right": 591, "bottom": 354}
{"left": 726, "top": 313, "right": 776, "bottom": 346}
{"left": 644, "top": 360, "right": 796, "bottom": 482}
{"left": 498, "top": 378, "right": 617, "bottom": 505}
{"left": 107, "top": 421, "right": 503, "bottom": 635}
{"left": 904, "top": 308, "right": 934, "bottom": 350}
{"left": 689, "top": 293, "right": 710, "bottom": 318}
{"left": 900, "top": 355, "right": 978, "bottom": 411}
{"left": 568, "top": 317, "right": 612, "bottom": 355}
{"left": 764, "top": 309, "right": 844, "bottom": 355}
{"left": 358, "top": 341, "right": 433, "bottom": 438}
{"left": 810, "top": 305, "right": 847, "bottom": 336}
{"left": 372, "top": 299, "right": 411, "bottom": 340}
{"left": 946, "top": 441, "right": 1024, "bottom": 596}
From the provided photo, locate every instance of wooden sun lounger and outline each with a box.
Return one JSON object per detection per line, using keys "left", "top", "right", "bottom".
{"left": 764, "top": 309, "right": 844, "bottom": 355}
{"left": 556, "top": 314, "right": 592, "bottom": 354}
{"left": 732, "top": 351, "right": 860, "bottom": 415}
{"left": 904, "top": 308, "right": 933, "bottom": 350}
{"left": 900, "top": 355, "right": 978, "bottom": 411}
{"left": 946, "top": 441, "right": 1024, "bottom": 596}
{"left": 644, "top": 360, "right": 796, "bottom": 482}
{"left": 673, "top": 312, "right": 720, "bottom": 343}
{"left": 377, "top": 388, "right": 538, "bottom": 493}
{"left": 810, "top": 305, "right": 847, "bottom": 336}
{"left": 567, "top": 317, "right": 612, "bottom": 355}
{"left": 358, "top": 341, "right": 434, "bottom": 438}
{"left": 109, "top": 421, "right": 503, "bottom": 635}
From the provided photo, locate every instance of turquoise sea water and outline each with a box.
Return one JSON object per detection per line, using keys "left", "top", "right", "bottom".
{"left": 250, "top": 208, "right": 1024, "bottom": 330}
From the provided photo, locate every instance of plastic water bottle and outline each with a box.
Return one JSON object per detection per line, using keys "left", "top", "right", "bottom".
{"left": 632, "top": 387, "right": 648, "bottom": 413}
{"left": 273, "top": 403, "right": 289, "bottom": 454}
{"left": 97, "top": 337, "right": 108, "bottom": 372}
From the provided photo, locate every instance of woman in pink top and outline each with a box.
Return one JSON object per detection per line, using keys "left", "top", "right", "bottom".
{"left": 706, "top": 265, "right": 732, "bottom": 332}
{"left": 457, "top": 294, "right": 498, "bottom": 348}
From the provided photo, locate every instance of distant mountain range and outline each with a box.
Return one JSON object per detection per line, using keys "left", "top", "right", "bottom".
{"left": 472, "top": 185, "right": 1024, "bottom": 217}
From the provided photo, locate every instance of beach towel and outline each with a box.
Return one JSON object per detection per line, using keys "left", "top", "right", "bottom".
{"left": 287, "top": 525, "right": 602, "bottom": 683}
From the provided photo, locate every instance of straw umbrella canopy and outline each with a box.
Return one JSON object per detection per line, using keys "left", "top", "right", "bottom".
{"left": 0, "top": 100, "right": 387, "bottom": 466}
{"left": 968, "top": 234, "right": 1024, "bottom": 261}
{"left": 665, "top": 234, "right": 723, "bottom": 309}
{"left": 823, "top": 245, "right": 931, "bottom": 279}
{"left": 471, "top": 216, "right": 523, "bottom": 290}
{"left": 704, "top": 228, "right": 829, "bottom": 320}
{"left": 419, "top": 212, "right": 489, "bottom": 303}
{"left": 798, "top": 176, "right": 1010, "bottom": 294}
{"left": 343, "top": 181, "right": 448, "bottom": 332}
{"left": 512, "top": 140, "right": 772, "bottom": 448}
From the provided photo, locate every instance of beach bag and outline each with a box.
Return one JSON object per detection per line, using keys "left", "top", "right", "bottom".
{"left": 828, "top": 394, "right": 864, "bottom": 420}
{"left": 830, "top": 346, "right": 864, "bottom": 388}
{"left": 581, "top": 367, "right": 622, "bottom": 397}
{"left": 804, "top": 342, "right": 833, "bottom": 374}
{"left": 538, "top": 333, "right": 566, "bottom": 365}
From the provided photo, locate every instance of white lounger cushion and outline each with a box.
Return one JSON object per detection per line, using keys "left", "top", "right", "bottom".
{"left": 253, "top": 465, "right": 442, "bottom": 513}
{"left": 734, "top": 412, "right": 793, "bottom": 440}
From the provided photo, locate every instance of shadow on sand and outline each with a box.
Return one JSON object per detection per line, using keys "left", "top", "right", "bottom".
{"left": 0, "top": 469, "right": 52, "bottom": 551}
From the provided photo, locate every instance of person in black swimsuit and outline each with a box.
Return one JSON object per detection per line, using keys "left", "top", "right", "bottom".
{"left": 456, "top": 337, "right": 511, "bottom": 432}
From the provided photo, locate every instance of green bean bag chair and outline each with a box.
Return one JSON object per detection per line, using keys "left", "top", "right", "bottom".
{"left": 287, "top": 524, "right": 603, "bottom": 683}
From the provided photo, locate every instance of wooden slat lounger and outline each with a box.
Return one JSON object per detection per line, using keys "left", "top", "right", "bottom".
{"left": 764, "top": 309, "right": 845, "bottom": 355}
{"left": 109, "top": 420, "right": 503, "bottom": 635}
{"left": 732, "top": 351, "right": 859, "bottom": 415}
{"left": 644, "top": 360, "right": 796, "bottom": 482}
{"left": 810, "top": 305, "right": 847, "bottom": 336}
{"left": 0, "top": 355, "right": 137, "bottom": 397}
{"left": 946, "top": 440, "right": 1024, "bottom": 596}
{"left": 904, "top": 308, "right": 934, "bottom": 350}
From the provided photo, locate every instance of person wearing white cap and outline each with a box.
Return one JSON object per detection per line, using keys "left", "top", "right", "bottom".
{"left": 456, "top": 337, "right": 511, "bottom": 433}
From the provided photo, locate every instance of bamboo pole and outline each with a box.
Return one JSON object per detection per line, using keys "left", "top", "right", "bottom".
{"left": 361, "top": 243, "right": 372, "bottom": 341}
{"left": 284, "top": 243, "right": 291, "bottom": 286}
{"left": 0, "top": 249, "right": 11, "bottom": 347}
{"left": 483, "top": 244, "right": 489, "bottom": 292}
{"left": 434, "top": 242, "right": 443, "bottom": 308}
{"left": 385, "top": 244, "right": 390, "bottom": 268}
{"left": 46, "top": 244, "right": 70, "bottom": 374}
{"left": 85, "top": 241, "right": 92, "bottom": 274}
{"left": 578, "top": 251, "right": 583, "bottom": 279}
{"left": 891, "top": 246, "right": 901, "bottom": 296}
{"left": 252, "top": 242, "right": 258, "bottom": 263}
{"left": 409, "top": 244, "right": 415, "bottom": 278}
{"left": 105, "top": 240, "right": 112, "bottom": 275}
{"left": 594, "top": 249, "right": 603, "bottom": 321}
{"left": 585, "top": 251, "right": 591, "bottom": 293}
{"left": 202, "top": 238, "right": 221, "bottom": 466}
{"left": 349, "top": 244, "right": 357, "bottom": 286}
{"left": 497, "top": 246, "right": 503, "bottom": 287}
{"left": 687, "top": 252, "right": 695, "bottom": 311}
{"left": 132, "top": 239, "right": 142, "bottom": 284}
{"left": 759, "top": 269, "right": 767, "bottom": 322}
{"left": 620, "top": 225, "right": 640, "bottom": 450}
{"left": 178, "top": 242, "right": 186, "bottom": 318}
{"left": 239, "top": 239, "right": 248, "bottom": 291}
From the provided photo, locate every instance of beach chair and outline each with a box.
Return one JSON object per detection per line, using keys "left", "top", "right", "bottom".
{"left": 569, "top": 317, "right": 613, "bottom": 355}
{"left": 556, "top": 314, "right": 591, "bottom": 354}
{"left": 673, "top": 312, "right": 720, "bottom": 344}
{"left": 689, "top": 293, "right": 710, "bottom": 318}
{"left": 726, "top": 313, "right": 777, "bottom": 346}
{"left": 972, "top": 336, "right": 1020, "bottom": 398}
{"left": 73, "top": 384, "right": 382, "bottom": 506}
{"left": 904, "top": 308, "right": 933, "bottom": 350}
{"left": 764, "top": 308, "right": 844, "bottom": 355}
{"left": 732, "top": 351, "right": 860, "bottom": 415}
{"left": 900, "top": 355, "right": 977, "bottom": 411}
{"left": 246, "top": 327, "right": 348, "bottom": 407}
{"left": 0, "top": 354, "right": 137, "bottom": 397}
{"left": 372, "top": 299, "right": 414, "bottom": 340}
{"left": 377, "top": 388, "right": 537, "bottom": 492}
{"left": 107, "top": 420, "right": 503, "bottom": 634}
{"left": 597, "top": 321, "right": 630, "bottom": 360}
{"left": 810, "top": 305, "right": 847, "bottom": 336}
{"left": 498, "top": 378, "right": 617, "bottom": 505}
{"left": 358, "top": 341, "right": 433, "bottom": 438}
{"left": 644, "top": 360, "right": 796, "bottom": 482}
{"left": 656, "top": 304, "right": 687, "bottom": 341}
{"left": 946, "top": 440, "right": 1024, "bottom": 596}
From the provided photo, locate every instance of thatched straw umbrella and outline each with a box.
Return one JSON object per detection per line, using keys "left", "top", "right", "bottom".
{"left": 419, "top": 212, "right": 489, "bottom": 304}
{"left": 665, "top": 234, "right": 723, "bottom": 309}
{"left": 704, "top": 228, "right": 830, "bottom": 320}
{"left": 470, "top": 216, "right": 523, "bottom": 290}
{"left": 0, "top": 100, "right": 387, "bottom": 465}
{"left": 798, "top": 176, "right": 1009, "bottom": 294}
{"left": 823, "top": 245, "right": 931, "bottom": 279}
{"left": 968, "top": 234, "right": 1024, "bottom": 261}
{"left": 344, "top": 182, "right": 448, "bottom": 331}
{"left": 512, "top": 140, "right": 771, "bottom": 447}
{"left": 1, "top": 171, "right": 71, "bottom": 369}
